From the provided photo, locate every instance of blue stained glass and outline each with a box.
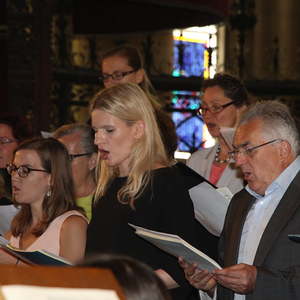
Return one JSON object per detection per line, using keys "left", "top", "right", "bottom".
{"left": 172, "top": 39, "right": 206, "bottom": 152}
{"left": 171, "top": 92, "right": 203, "bottom": 152}
{"left": 173, "top": 40, "right": 206, "bottom": 77}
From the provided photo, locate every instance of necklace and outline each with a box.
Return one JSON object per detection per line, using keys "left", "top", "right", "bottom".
{"left": 214, "top": 144, "right": 230, "bottom": 164}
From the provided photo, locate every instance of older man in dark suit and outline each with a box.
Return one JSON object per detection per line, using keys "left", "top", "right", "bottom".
{"left": 181, "top": 100, "right": 300, "bottom": 300}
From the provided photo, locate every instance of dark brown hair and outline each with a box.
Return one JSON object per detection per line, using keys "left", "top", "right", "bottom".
{"left": 11, "top": 137, "right": 82, "bottom": 237}
{"left": 203, "top": 73, "right": 251, "bottom": 107}
{"left": 0, "top": 113, "right": 34, "bottom": 142}
{"left": 100, "top": 45, "right": 161, "bottom": 109}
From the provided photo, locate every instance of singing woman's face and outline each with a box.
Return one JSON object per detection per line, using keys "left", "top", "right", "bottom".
{"left": 201, "top": 85, "right": 242, "bottom": 138}
{"left": 92, "top": 109, "right": 144, "bottom": 177}
{"left": 101, "top": 55, "right": 143, "bottom": 88}
{"left": 11, "top": 149, "right": 50, "bottom": 207}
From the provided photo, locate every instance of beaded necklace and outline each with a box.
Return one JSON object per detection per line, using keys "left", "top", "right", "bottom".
{"left": 214, "top": 144, "right": 230, "bottom": 164}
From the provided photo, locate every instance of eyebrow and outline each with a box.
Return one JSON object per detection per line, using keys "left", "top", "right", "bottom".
{"left": 232, "top": 141, "right": 250, "bottom": 149}
{"left": 93, "top": 125, "right": 114, "bottom": 130}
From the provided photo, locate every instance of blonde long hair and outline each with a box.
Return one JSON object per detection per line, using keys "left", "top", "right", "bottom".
{"left": 91, "top": 83, "right": 170, "bottom": 207}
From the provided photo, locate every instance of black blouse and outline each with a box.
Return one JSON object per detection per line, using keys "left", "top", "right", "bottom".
{"left": 86, "top": 166, "right": 202, "bottom": 300}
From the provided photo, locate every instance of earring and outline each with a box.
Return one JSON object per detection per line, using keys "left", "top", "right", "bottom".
{"left": 46, "top": 187, "right": 52, "bottom": 198}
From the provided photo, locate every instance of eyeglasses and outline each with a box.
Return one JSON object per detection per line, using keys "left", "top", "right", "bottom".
{"left": 0, "top": 137, "right": 17, "bottom": 145}
{"left": 228, "top": 139, "right": 282, "bottom": 161}
{"left": 198, "top": 100, "right": 237, "bottom": 115}
{"left": 98, "top": 70, "right": 137, "bottom": 82}
{"left": 69, "top": 152, "right": 93, "bottom": 161}
{"left": 6, "top": 163, "right": 49, "bottom": 178}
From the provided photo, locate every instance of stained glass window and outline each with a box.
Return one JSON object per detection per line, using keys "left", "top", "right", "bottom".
{"left": 172, "top": 26, "right": 217, "bottom": 154}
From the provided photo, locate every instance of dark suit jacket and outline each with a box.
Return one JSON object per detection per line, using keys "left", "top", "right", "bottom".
{"left": 217, "top": 171, "right": 300, "bottom": 300}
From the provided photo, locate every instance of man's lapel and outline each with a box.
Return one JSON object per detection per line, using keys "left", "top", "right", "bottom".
{"left": 224, "top": 190, "right": 255, "bottom": 266}
{"left": 254, "top": 172, "right": 300, "bottom": 265}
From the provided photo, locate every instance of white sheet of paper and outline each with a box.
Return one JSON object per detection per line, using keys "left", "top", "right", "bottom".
{"left": 189, "top": 182, "right": 233, "bottom": 236}
{"left": 1, "top": 285, "right": 120, "bottom": 300}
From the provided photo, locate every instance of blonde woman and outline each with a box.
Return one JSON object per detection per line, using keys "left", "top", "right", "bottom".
{"left": 86, "top": 83, "right": 199, "bottom": 300}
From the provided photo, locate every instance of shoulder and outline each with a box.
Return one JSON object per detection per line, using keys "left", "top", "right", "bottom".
{"left": 188, "top": 146, "right": 215, "bottom": 163}
{"left": 61, "top": 214, "right": 88, "bottom": 235}
{"left": 59, "top": 211, "right": 87, "bottom": 229}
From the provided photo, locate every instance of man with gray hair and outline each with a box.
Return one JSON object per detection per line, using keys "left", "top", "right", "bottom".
{"left": 181, "top": 100, "right": 300, "bottom": 299}
{"left": 53, "top": 123, "right": 97, "bottom": 221}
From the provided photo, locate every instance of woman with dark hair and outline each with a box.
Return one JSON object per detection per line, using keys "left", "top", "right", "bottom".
{"left": 1, "top": 137, "right": 87, "bottom": 263}
{"left": 99, "top": 45, "right": 178, "bottom": 159}
{"left": 187, "top": 73, "right": 253, "bottom": 195}
{"left": 80, "top": 254, "right": 171, "bottom": 300}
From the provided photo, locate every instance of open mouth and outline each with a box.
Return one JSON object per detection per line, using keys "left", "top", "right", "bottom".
{"left": 206, "top": 123, "right": 218, "bottom": 130}
{"left": 243, "top": 171, "right": 251, "bottom": 181}
{"left": 99, "top": 149, "right": 110, "bottom": 160}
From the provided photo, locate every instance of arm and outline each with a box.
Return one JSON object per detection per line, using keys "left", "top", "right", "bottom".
{"left": 59, "top": 215, "right": 87, "bottom": 263}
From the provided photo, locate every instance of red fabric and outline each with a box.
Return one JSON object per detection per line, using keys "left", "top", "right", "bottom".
{"left": 209, "top": 162, "right": 227, "bottom": 185}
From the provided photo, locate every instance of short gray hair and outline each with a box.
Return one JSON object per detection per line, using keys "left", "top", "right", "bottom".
{"left": 238, "top": 100, "right": 300, "bottom": 155}
{"left": 53, "top": 123, "right": 97, "bottom": 153}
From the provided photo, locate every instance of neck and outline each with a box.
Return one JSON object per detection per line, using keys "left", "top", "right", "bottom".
{"left": 76, "top": 177, "right": 96, "bottom": 198}
{"left": 30, "top": 202, "right": 43, "bottom": 226}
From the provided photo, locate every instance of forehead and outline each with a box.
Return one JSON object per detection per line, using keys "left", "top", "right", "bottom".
{"left": 102, "top": 55, "right": 129, "bottom": 72}
{"left": 202, "top": 85, "right": 227, "bottom": 104}
{"left": 58, "top": 132, "right": 83, "bottom": 153}
{"left": 92, "top": 109, "right": 126, "bottom": 127}
{"left": 0, "top": 123, "right": 14, "bottom": 137}
{"left": 14, "top": 149, "right": 42, "bottom": 166}
{"left": 234, "top": 118, "right": 264, "bottom": 146}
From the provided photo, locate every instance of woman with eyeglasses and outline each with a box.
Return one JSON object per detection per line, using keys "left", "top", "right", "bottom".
{"left": 99, "top": 45, "right": 177, "bottom": 159}
{"left": 0, "top": 137, "right": 87, "bottom": 264}
{"left": 187, "top": 73, "right": 253, "bottom": 195}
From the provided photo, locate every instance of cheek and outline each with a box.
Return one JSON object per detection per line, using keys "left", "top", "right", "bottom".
{"left": 217, "top": 113, "right": 236, "bottom": 127}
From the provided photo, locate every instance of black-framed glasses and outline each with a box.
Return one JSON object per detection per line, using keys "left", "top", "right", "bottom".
{"left": 69, "top": 152, "right": 93, "bottom": 161}
{"left": 98, "top": 69, "right": 137, "bottom": 82}
{"left": 198, "top": 100, "right": 237, "bottom": 115}
{"left": 228, "top": 139, "right": 282, "bottom": 161}
{"left": 0, "top": 137, "right": 17, "bottom": 145}
{"left": 6, "top": 163, "right": 49, "bottom": 178}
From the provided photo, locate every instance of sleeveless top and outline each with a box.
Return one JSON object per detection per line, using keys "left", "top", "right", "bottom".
{"left": 9, "top": 210, "right": 87, "bottom": 255}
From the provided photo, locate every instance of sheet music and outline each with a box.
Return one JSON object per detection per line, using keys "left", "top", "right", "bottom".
{"left": 189, "top": 182, "right": 233, "bottom": 236}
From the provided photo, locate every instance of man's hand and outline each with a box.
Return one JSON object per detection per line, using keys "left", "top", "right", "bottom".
{"left": 212, "top": 263, "right": 257, "bottom": 294}
{"left": 179, "top": 257, "right": 217, "bottom": 294}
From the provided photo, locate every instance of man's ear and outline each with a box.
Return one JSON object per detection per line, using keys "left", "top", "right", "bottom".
{"left": 88, "top": 152, "right": 98, "bottom": 171}
{"left": 279, "top": 140, "right": 292, "bottom": 161}
{"left": 133, "top": 120, "right": 145, "bottom": 140}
